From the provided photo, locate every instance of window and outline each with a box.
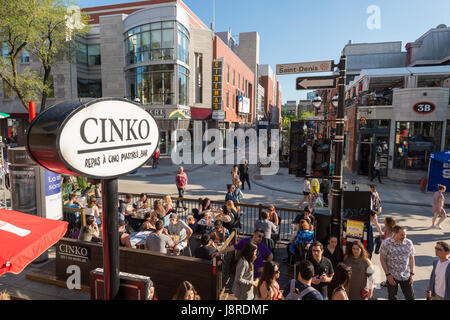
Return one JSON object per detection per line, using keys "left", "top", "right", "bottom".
{"left": 178, "top": 65, "right": 188, "bottom": 106}
{"left": 88, "top": 45, "right": 100, "bottom": 66}
{"left": 394, "top": 121, "right": 442, "bottom": 170}
{"left": 233, "top": 70, "right": 235, "bottom": 86}
{"left": 238, "top": 73, "right": 240, "bottom": 89}
{"left": 77, "top": 79, "right": 102, "bottom": 98}
{"left": 227, "top": 64, "right": 229, "bottom": 83}
{"left": 21, "top": 50, "right": 30, "bottom": 63}
{"left": 226, "top": 91, "right": 229, "bottom": 109}
{"left": 125, "top": 65, "right": 175, "bottom": 105}
{"left": 232, "top": 93, "right": 235, "bottom": 109}
{"left": 124, "top": 21, "right": 177, "bottom": 65}
{"left": 177, "top": 23, "right": 189, "bottom": 64}
{"left": 76, "top": 42, "right": 87, "bottom": 65}
{"left": 195, "top": 53, "right": 203, "bottom": 104}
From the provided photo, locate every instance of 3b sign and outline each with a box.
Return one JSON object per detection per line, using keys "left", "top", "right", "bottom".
{"left": 413, "top": 102, "right": 436, "bottom": 114}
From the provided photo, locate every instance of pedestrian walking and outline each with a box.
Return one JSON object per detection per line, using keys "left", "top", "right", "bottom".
{"left": 239, "top": 159, "right": 251, "bottom": 190}
{"left": 320, "top": 178, "right": 331, "bottom": 207}
{"left": 379, "top": 226, "right": 416, "bottom": 300}
{"left": 427, "top": 241, "right": 450, "bottom": 300}
{"left": 431, "top": 184, "right": 447, "bottom": 230}
{"left": 175, "top": 166, "right": 188, "bottom": 211}
{"left": 298, "top": 177, "right": 311, "bottom": 208}
{"left": 368, "top": 184, "right": 383, "bottom": 257}
{"left": 344, "top": 241, "right": 375, "bottom": 300}
{"left": 370, "top": 157, "right": 382, "bottom": 183}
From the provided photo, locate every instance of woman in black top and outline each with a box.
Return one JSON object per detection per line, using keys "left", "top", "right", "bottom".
{"left": 323, "top": 235, "right": 344, "bottom": 269}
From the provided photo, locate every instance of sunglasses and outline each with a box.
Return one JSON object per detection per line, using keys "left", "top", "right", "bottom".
{"left": 435, "top": 247, "right": 444, "bottom": 251}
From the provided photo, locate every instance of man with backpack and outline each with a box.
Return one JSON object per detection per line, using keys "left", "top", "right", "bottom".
{"left": 283, "top": 260, "right": 323, "bottom": 300}
{"left": 175, "top": 166, "right": 188, "bottom": 211}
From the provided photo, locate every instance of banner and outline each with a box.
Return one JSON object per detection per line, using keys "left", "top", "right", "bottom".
{"left": 427, "top": 158, "right": 450, "bottom": 192}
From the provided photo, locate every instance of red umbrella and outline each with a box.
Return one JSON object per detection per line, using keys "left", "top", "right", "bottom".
{"left": 0, "top": 209, "right": 68, "bottom": 276}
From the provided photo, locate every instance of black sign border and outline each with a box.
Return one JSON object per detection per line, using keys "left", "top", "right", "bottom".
{"left": 29, "top": 97, "right": 159, "bottom": 180}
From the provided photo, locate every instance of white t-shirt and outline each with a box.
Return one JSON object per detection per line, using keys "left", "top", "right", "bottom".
{"left": 435, "top": 260, "right": 450, "bottom": 297}
{"left": 303, "top": 179, "right": 310, "bottom": 193}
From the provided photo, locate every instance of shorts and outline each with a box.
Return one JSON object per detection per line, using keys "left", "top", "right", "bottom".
{"left": 303, "top": 192, "right": 310, "bottom": 196}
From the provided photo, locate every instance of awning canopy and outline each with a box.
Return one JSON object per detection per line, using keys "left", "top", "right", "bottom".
{"left": 0, "top": 210, "right": 68, "bottom": 276}
{"left": 430, "top": 151, "right": 450, "bottom": 163}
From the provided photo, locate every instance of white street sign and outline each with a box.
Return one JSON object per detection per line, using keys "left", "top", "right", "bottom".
{"left": 276, "top": 60, "right": 334, "bottom": 75}
{"left": 212, "top": 110, "right": 225, "bottom": 120}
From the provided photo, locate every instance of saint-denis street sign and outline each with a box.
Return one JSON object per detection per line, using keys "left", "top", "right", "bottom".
{"left": 276, "top": 60, "right": 334, "bottom": 75}
{"left": 296, "top": 75, "right": 337, "bottom": 90}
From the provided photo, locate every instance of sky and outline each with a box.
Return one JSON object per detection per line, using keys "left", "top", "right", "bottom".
{"left": 76, "top": 0, "right": 450, "bottom": 103}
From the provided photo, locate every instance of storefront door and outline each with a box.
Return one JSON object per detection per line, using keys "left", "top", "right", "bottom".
{"left": 159, "top": 131, "right": 167, "bottom": 155}
{"left": 358, "top": 142, "right": 372, "bottom": 176}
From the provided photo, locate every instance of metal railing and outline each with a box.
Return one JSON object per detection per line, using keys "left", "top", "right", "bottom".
{"left": 118, "top": 193, "right": 304, "bottom": 241}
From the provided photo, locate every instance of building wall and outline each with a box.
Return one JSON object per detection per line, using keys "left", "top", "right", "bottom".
{"left": 189, "top": 28, "right": 213, "bottom": 109}
{"left": 100, "top": 14, "right": 126, "bottom": 98}
{"left": 214, "top": 36, "right": 254, "bottom": 124}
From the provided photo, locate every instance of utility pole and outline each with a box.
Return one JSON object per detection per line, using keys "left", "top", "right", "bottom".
{"left": 330, "top": 55, "right": 346, "bottom": 242}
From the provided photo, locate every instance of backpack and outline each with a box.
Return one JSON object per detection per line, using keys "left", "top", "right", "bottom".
{"left": 285, "top": 280, "right": 317, "bottom": 300}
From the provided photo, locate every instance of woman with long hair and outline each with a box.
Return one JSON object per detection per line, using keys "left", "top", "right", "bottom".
{"left": 328, "top": 263, "right": 352, "bottom": 300}
{"left": 85, "top": 196, "right": 101, "bottom": 227}
{"left": 232, "top": 241, "right": 258, "bottom": 300}
{"left": 163, "top": 195, "right": 175, "bottom": 215}
{"left": 140, "top": 212, "right": 158, "bottom": 231}
{"left": 374, "top": 216, "right": 396, "bottom": 254}
{"left": 344, "top": 241, "right": 374, "bottom": 300}
{"left": 257, "top": 261, "right": 283, "bottom": 300}
{"left": 153, "top": 199, "right": 166, "bottom": 219}
{"left": 266, "top": 204, "right": 279, "bottom": 226}
{"left": 221, "top": 200, "right": 239, "bottom": 231}
{"left": 172, "top": 281, "right": 200, "bottom": 300}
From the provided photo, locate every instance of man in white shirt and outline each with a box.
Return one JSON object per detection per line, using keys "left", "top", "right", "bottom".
{"left": 427, "top": 241, "right": 450, "bottom": 300}
{"left": 370, "top": 157, "right": 382, "bottom": 183}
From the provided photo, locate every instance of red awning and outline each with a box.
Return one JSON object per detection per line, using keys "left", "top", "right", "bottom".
{"left": 190, "top": 107, "right": 212, "bottom": 120}
{"left": 0, "top": 209, "right": 68, "bottom": 276}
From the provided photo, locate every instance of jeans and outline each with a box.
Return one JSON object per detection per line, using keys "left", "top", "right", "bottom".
{"left": 368, "top": 222, "right": 374, "bottom": 257}
{"left": 176, "top": 187, "right": 185, "bottom": 208}
{"left": 374, "top": 235, "right": 382, "bottom": 254}
{"left": 387, "top": 278, "right": 415, "bottom": 300}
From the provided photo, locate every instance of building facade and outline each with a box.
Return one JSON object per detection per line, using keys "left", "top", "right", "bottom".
{"left": 344, "top": 25, "right": 450, "bottom": 183}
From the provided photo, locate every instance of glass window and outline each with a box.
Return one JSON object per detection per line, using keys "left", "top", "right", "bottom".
{"left": 394, "top": 121, "right": 442, "bottom": 170}
{"left": 125, "top": 65, "right": 174, "bottom": 106}
{"left": 1, "top": 42, "right": 8, "bottom": 58}
{"left": 178, "top": 65, "right": 188, "bottom": 106}
{"left": 233, "top": 70, "right": 235, "bottom": 86}
{"left": 151, "top": 29, "right": 162, "bottom": 60}
{"left": 178, "top": 30, "right": 188, "bottom": 64}
{"left": 227, "top": 65, "right": 229, "bottom": 83}
{"left": 151, "top": 22, "right": 162, "bottom": 30}
{"left": 87, "top": 44, "right": 101, "bottom": 66}
{"left": 162, "top": 21, "right": 174, "bottom": 28}
{"left": 76, "top": 42, "right": 87, "bottom": 65}
{"left": 77, "top": 79, "right": 102, "bottom": 98}
{"left": 21, "top": 50, "right": 30, "bottom": 63}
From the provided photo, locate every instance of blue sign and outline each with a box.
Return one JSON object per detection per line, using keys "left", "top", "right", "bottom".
{"left": 44, "top": 170, "right": 61, "bottom": 196}
{"left": 427, "top": 151, "right": 450, "bottom": 192}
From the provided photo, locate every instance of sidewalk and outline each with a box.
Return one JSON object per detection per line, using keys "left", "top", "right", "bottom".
{"left": 251, "top": 166, "right": 445, "bottom": 208}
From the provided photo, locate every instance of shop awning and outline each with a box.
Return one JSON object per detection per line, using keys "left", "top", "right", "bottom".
{"left": 190, "top": 107, "right": 212, "bottom": 120}
{"left": 0, "top": 209, "right": 68, "bottom": 276}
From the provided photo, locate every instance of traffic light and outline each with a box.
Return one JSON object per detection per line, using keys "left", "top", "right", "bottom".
{"left": 289, "top": 121, "right": 308, "bottom": 177}
{"left": 311, "top": 138, "right": 331, "bottom": 178}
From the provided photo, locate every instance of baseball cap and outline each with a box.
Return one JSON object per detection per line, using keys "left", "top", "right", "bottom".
{"left": 169, "top": 213, "right": 178, "bottom": 220}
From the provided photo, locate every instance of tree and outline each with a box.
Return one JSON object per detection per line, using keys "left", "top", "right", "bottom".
{"left": 0, "top": 0, "right": 90, "bottom": 112}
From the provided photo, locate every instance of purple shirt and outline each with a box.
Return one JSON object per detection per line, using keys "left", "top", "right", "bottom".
{"left": 234, "top": 237, "right": 272, "bottom": 278}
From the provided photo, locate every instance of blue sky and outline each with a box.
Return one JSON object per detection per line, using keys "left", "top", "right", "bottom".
{"left": 77, "top": 0, "right": 450, "bottom": 103}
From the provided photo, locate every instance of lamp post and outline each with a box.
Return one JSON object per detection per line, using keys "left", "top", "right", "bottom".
{"left": 330, "top": 56, "right": 346, "bottom": 243}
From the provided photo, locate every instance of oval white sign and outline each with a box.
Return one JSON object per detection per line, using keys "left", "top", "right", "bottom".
{"left": 57, "top": 99, "right": 159, "bottom": 178}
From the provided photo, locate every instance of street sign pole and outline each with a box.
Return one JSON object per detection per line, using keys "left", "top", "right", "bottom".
{"left": 331, "top": 55, "right": 346, "bottom": 244}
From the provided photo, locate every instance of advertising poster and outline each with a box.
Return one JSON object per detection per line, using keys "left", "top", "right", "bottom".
{"left": 44, "top": 170, "right": 62, "bottom": 220}
{"left": 346, "top": 219, "right": 365, "bottom": 239}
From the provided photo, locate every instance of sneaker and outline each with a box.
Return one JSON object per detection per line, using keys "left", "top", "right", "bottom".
{"left": 436, "top": 225, "right": 443, "bottom": 230}
{"left": 431, "top": 225, "right": 436, "bottom": 229}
